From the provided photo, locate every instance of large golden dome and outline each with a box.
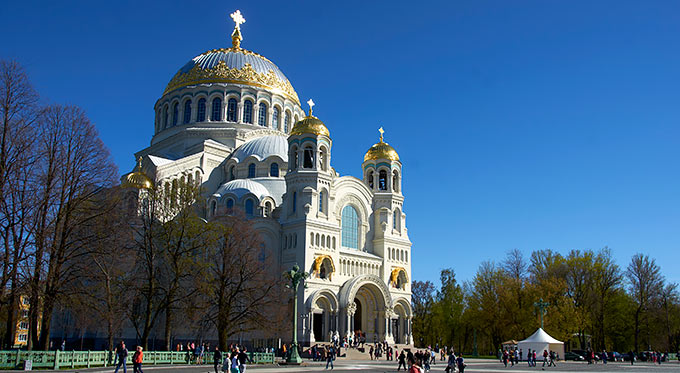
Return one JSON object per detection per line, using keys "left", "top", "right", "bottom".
{"left": 290, "top": 114, "right": 330, "bottom": 137}
{"left": 121, "top": 157, "right": 153, "bottom": 189}
{"left": 163, "top": 11, "right": 299, "bottom": 104}
{"left": 364, "top": 128, "right": 399, "bottom": 162}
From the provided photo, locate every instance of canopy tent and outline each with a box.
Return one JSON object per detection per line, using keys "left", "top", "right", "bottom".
{"left": 517, "top": 328, "right": 564, "bottom": 361}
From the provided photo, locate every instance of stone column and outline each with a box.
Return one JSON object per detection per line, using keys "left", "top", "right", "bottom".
{"left": 346, "top": 302, "right": 356, "bottom": 339}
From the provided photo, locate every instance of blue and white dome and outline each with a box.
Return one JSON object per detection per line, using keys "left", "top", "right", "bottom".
{"left": 213, "top": 179, "right": 271, "bottom": 201}
{"left": 232, "top": 135, "right": 288, "bottom": 163}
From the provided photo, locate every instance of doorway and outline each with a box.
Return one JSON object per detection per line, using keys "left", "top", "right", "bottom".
{"left": 313, "top": 312, "right": 324, "bottom": 341}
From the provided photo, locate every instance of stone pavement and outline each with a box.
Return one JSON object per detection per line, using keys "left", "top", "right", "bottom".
{"left": 13, "top": 359, "right": 680, "bottom": 373}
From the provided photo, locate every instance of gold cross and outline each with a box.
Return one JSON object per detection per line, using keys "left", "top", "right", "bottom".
{"left": 378, "top": 127, "right": 384, "bottom": 142}
{"left": 230, "top": 10, "right": 245, "bottom": 29}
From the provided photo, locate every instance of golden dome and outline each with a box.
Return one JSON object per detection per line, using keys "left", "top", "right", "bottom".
{"left": 290, "top": 115, "right": 330, "bottom": 137}
{"left": 364, "top": 127, "right": 399, "bottom": 162}
{"left": 121, "top": 157, "right": 153, "bottom": 190}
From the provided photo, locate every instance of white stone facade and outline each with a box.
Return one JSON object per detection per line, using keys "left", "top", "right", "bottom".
{"left": 130, "top": 35, "right": 413, "bottom": 346}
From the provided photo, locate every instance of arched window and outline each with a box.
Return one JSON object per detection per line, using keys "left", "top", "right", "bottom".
{"left": 172, "top": 103, "right": 179, "bottom": 126}
{"left": 226, "top": 198, "right": 234, "bottom": 211}
{"left": 258, "top": 103, "right": 267, "bottom": 126}
{"left": 303, "top": 146, "right": 314, "bottom": 169}
{"left": 156, "top": 109, "right": 161, "bottom": 132}
{"left": 163, "top": 106, "right": 168, "bottom": 128}
{"left": 227, "top": 98, "right": 237, "bottom": 122}
{"left": 393, "top": 170, "right": 400, "bottom": 192}
{"left": 379, "top": 169, "right": 388, "bottom": 191}
{"left": 264, "top": 201, "right": 272, "bottom": 217}
{"left": 393, "top": 209, "right": 400, "bottom": 230}
{"left": 243, "top": 100, "right": 253, "bottom": 124}
{"left": 367, "top": 171, "right": 374, "bottom": 189}
{"left": 272, "top": 107, "right": 280, "bottom": 129}
{"left": 284, "top": 111, "right": 291, "bottom": 132}
{"left": 183, "top": 100, "right": 192, "bottom": 124}
{"left": 319, "top": 147, "right": 327, "bottom": 171}
{"left": 197, "top": 98, "right": 206, "bottom": 122}
{"left": 245, "top": 199, "right": 254, "bottom": 216}
{"left": 319, "top": 191, "right": 324, "bottom": 213}
{"left": 211, "top": 98, "right": 222, "bottom": 121}
{"left": 341, "top": 205, "right": 359, "bottom": 249}
{"left": 292, "top": 191, "right": 297, "bottom": 212}
{"left": 270, "top": 163, "right": 279, "bottom": 177}
{"left": 229, "top": 166, "right": 235, "bottom": 180}
{"left": 290, "top": 146, "right": 299, "bottom": 170}
{"left": 248, "top": 163, "right": 256, "bottom": 178}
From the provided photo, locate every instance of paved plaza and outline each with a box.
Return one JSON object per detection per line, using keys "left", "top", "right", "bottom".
{"left": 40, "top": 359, "right": 680, "bottom": 373}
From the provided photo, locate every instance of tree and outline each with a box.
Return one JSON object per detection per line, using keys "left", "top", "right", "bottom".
{"left": 432, "top": 269, "right": 465, "bottom": 348}
{"left": 591, "top": 248, "right": 622, "bottom": 350}
{"left": 411, "top": 280, "right": 435, "bottom": 347}
{"left": 0, "top": 60, "right": 39, "bottom": 348}
{"left": 626, "top": 253, "right": 664, "bottom": 352}
{"left": 205, "top": 213, "right": 280, "bottom": 351}
{"left": 28, "top": 104, "right": 118, "bottom": 350}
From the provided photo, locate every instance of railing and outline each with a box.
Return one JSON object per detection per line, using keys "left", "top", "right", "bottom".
{"left": 0, "top": 350, "right": 276, "bottom": 369}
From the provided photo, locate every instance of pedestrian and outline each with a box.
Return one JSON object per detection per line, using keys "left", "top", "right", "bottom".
{"left": 548, "top": 351, "right": 556, "bottom": 367}
{"left": 397, "top": 350, "right": 407, "bottom": 371}
{"left": 132, "top": 346, "right": 144, "bottom": 373}
{"left": 237, "top": 347, "right": 252, "bottom": 372}
{"left": 542, "top": 349, "right": 548, "bottom": 367}
{"left": 213, "top": 347, "right": 222, "bottom": 373}
{"left": 445, "top": 350, "right": 456, "bottom": 373}
{"left": 229, "top": 351, "right": 240, "bottom": 373}
{"left": 408, "top": 357, "right": 423, "bottom": 373}
{"left": 114, "top": 341, "right": 128, "bottom": 373}
{"left": 369, "top": 345, "right": 374, "bottom": 360}
{"left": 325, "top": 345, "right": 335, "bottom": 370}
{"left": 456, "top": 354, "right": 465, "bottom": 373}
{"left": 628, "top": 350, "right": 634, "bottom": 365}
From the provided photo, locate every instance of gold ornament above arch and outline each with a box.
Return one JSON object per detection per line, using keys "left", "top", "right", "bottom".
{"left": 313, "top": 255, "right": 336, "bottom": 280}
{"left": 390, "top": 267, "right": 408, "bottom": 289}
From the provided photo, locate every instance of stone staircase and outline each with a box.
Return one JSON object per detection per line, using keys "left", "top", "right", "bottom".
{"left": 340, "top": 344, "right": 414, "bottom": 360}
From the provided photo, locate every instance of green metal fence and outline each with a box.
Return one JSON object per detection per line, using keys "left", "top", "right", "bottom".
{"left": 0, "top": 350, "right": 275, "bottom": 369}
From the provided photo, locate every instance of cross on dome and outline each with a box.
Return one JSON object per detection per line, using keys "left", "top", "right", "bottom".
{"left": 378, "top": 127, "right": 385, "bottom": 142}
{"left": 230, "top": 10, "right": 246, "bottom": 29}
{"left": 307, "top": 99, "right": 315, "bottom": 116}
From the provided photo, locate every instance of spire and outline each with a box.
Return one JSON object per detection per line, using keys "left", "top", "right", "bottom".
{"left": 378, "top": 127, "right": 385, "bottom": 143}
{"left": 136, "top": 156, "right": 143, "bottom": 171}
{"left": 307, "top": 98, "right": 315, "bottom": 116}
{"left": 230, "top": 10, "right": 246, "bottom": 49}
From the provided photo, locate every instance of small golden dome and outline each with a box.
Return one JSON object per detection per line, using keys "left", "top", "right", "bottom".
{"left": 364, "top": 127, "right": 399, "bottom": 162}
{"left": 290, "top": 115, "right": 330, "bottom": 137}
{"left": 121, "top": 157, "right": 154, "bottom": 189}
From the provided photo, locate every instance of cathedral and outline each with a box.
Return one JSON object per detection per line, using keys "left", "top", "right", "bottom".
{"left": 123, "top": 10, "right": 412, "bottom": 346}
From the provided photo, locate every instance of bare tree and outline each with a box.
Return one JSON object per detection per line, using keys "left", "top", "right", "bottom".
{"left": 28, "top": 104, "right": 118, "bottom": 350}
{"left": 0, "top": 60, "right": 39, "bottom": 348}
{"left": 626, "top": 253, "right": 664, "bottom": 352}
{"left": 206, "top": 212, "right": 280, "bottom": 351}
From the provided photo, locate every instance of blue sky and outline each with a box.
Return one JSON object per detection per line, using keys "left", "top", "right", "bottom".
{"left": 2, "top": 0, "right": 679, "bottom": 287}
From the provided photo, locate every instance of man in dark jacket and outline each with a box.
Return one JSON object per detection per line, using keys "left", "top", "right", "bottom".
{"left": 114, "top": 341, "right": 128, "bottom": 373}
{"left": 237, "top": 348, "right": 252, "bottom": 372}
{"left": 213, "top": 347, "right": 222, "bottom": 373}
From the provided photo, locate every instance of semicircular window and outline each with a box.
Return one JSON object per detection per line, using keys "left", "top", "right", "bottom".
{"left": 245, "top": 199, "right": 254, "bottom": 216}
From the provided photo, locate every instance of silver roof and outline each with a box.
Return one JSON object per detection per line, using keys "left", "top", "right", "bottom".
{"left": 179, "top": 49, "right": 290, "bottom": 83}
{"left": 232, "top": 135, "right": 288, "bottom": 163}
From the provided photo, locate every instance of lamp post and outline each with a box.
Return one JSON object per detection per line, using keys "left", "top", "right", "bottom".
{"left": 284, "top": 264, "right": 308, "bottom": 364}
{"left": 534, "top": 298, "right": 550, "bottom": 329}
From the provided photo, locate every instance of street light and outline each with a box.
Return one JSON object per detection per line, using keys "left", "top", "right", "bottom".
{"left": 283, "top": 264, "right": 308, "bottom": 364}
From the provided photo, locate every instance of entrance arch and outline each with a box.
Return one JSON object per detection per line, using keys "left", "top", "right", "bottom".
{"left": 306, "top": 289, "right": 339, "bottom": 343}
{"left": 339, "top": 274, "right": 393, "bottom": 343}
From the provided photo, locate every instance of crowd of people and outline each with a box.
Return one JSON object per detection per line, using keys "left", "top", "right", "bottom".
{"left": 499, "top": 347, "right": 557, "bottom": 367}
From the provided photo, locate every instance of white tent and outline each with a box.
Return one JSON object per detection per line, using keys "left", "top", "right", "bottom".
{"left": 517, "top": 328, "right": 564, "bottom": 361}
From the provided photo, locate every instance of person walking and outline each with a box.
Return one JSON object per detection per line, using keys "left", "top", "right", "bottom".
{"left": 542, "top": 349, "right": 549, "bottom": 367}
{"left": 132, "top": 346, "right": 143, "bottom": 373}
{"left": 548, "top": 351, "right": 556, "bottom": 367}
{"left": 397, "top": 350, "right": 407, "bottom": 371}
{"left": 229, "top": 351, "right": 240, "bottom": 373}
{"left": 114, "top": 341, "right": 128, "bottom": 373}
{"left": 325, "top": 345, "right": 335, "bottom": 370}
{"left": 456, "top": 354, "right": 465, "bottom": 373}
{"left": 369, "top": 346, "right": 374, "bottom": 360}
{"left": 213, "top": 347, "right": 222, "bottom": 373}
{"left": 237, "top": 347, "right": 252, "bottom": 372}
{"left": 445, "top": 350, "right": 456, "bottom": 373}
